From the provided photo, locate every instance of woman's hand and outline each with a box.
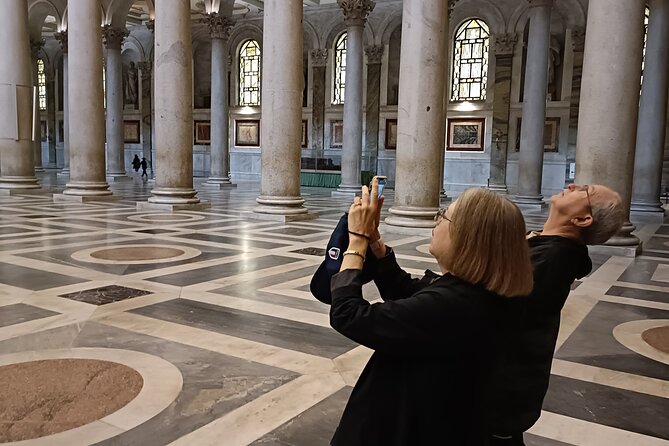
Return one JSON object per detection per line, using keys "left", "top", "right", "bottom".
{"left": 348, "top": 179, "right": 380, "bottom": 240}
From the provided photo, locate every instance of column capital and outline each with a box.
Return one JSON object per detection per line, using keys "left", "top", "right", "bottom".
{"left": 311, "top": 48, "right": 328, "bottom": 67}
{"left": 528, "top": 0, "right": 553, "bottom": 7}
{"left": 493, "top": 33, "right": 518, "bottom": 57}
{"left": 365, "top": 45, "right": 383, "bottom": 64}
{"left": 201, "top": 12, "right": 235, "bottom": 40}
{"left": 571, "top": 26, "right": 586, "bottom": 52}
{"left": 448, "top": 0, "right": 460, "bottom": 16}
{"left": 30, "top": 38, "right": 45, "bottom": 60}
{"left": 55, "top": 31, "right": 67, "bottom": 54}
{"left": 102, "top": 25, "right": 129, "bottom": 49}
{"left": 337, "top": 0, "right": 375, "bottom": 26}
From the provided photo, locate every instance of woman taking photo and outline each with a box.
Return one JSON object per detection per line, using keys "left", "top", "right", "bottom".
{"left": 329, "top": 181, "right": 534, "bottom": 445}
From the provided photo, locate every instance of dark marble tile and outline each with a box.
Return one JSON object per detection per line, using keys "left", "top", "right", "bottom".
{"left": 606, "top": 285, "right": 669, "bottom": 304}
{"left": 59, "top": 285, "right": 152, "bottom": 305}
{"left": 66, "top": 322, "right": 299, "bottom": 446}
{"left": 133, "top": 228, "right": 182, "bottom": 235}
{"left": 17, "top": 214, "right": 58, "bottom": 219}
{"left": 0, "top": 226, "right": 39, "bottom": 236}
{"left": 175, "top": 233, "right": 291, "bottom": 250}
{"left": 0, "top": 262, "right": 88, "bottom": 290}
{"left": 524, "top": 434, "right": 573, "bottom": 446}
{"left": 641, "top": 249, "right": 669, "bottom": 259}
{"left": 0, "top": 234, "right": 128, "bottom": 252}
{"left": 251, "top": 387, "right": 352, "bottom": 446}
{"left": 641, "top": 236, "right": 669, "bottom": 251}
{"left": 257, "top": 227, "right": 327, "bottom": 237}
{"left": 131, "top": 298, "right": 357, "bottom": 358}
{"left": 147, "top": 255, "right": 302, "bottom": 287}
{"left": 556, "top": 301, "right": 669, "bottom": 381}
{"left": 543, "top": 375, "right": 669, "bottom": 440}
{"left": 617, "top": 258, "right": 669, "bottom": 287}
{"left": 654, "top": 225, "right": 669, "bottom": 236}
{"left": 0, "top": 304, "right": 59, "bottom": 328}
{"left": 290, "top": 247, "right": 326, "bottom": 256}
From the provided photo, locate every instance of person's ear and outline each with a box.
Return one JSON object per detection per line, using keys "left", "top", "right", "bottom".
{"left": 571, "top": 214, "right": 593, "bottom": 228}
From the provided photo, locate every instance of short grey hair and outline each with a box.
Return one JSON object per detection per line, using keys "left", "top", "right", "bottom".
{"left": 581, "top": 199, "right": 625, "bottom": 245}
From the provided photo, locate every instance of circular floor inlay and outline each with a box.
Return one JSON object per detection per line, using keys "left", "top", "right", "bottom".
{"left": 642, "top": 326, "right": 669, "bottom": 354}
{"left": 91, "top": 246, "right": 184, "bottom": 261}
{"left": 0, "top": 359, "right": 142, "bottom": 443}
{"left": 71, "top": 244, "right": 202, "bottom": 265}
{"left": 127, "top": 213, "right": 205, "bottom": 223}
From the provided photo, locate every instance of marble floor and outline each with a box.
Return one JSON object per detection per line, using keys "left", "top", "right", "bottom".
{"left": 0, "top": 172, "right": 668, "bottom": 446}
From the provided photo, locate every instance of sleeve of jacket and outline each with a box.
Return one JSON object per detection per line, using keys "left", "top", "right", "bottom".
{"left": 330, "top": 268, "right": 460, "bottom": 356}
{"left": 371, "top": 247, "right": 432, "bottom": 301}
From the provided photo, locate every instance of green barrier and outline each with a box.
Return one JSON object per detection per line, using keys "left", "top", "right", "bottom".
{"left": 300, "top": 171, "right": 375, "bottom": 188}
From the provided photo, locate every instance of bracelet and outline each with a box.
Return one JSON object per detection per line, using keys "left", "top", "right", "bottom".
{"left": 342, "top": 250, "right": 366, "bottom": 261}
{"left": 348, "top": 230, "right": 371, "bottom": 241}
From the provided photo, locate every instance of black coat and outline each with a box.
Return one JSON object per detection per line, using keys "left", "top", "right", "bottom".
{"left": 489, "top": 235, "right": 592, "bottom": 434}
{"left": 329, "top": 249, "right": 505, "bottom": 446}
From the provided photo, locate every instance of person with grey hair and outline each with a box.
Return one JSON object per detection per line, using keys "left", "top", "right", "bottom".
{"left": 489, "top": 183, "right": 624, "bottom": 445}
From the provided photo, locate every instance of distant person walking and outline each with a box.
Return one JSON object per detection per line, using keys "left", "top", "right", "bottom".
{"left": 131, "top": 154, "right": 141, "bottom": 172}
{"left": 140, "top": 157, "right": 148, "bottom": 180}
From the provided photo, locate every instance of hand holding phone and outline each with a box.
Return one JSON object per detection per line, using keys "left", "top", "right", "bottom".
{"left": 375, "top": 176, "right": 387, "bottom": 198}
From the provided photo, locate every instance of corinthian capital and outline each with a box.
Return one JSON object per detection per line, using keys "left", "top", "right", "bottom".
{"left": 493, "top": 33, "right": 518, "bottom": 57}
{"left": 30, "top": 38, "right": 45, "bottom": 60}
{"left": 365, "top": 45, "right": 383, "bottom": 64}
{"left": 102, "top": 25, "right": 129, "bottom": 49}
{"left": 337, "top": 0, "right": 375, "bottom": 26}
{"left": 201, "top": 12, "right": 235, "bottom": 40}
{"left": 311, "top": 49, "right": 328, "bottom": 67}
{"left": 54, "top": 31, "right": 67, "bottom": 54}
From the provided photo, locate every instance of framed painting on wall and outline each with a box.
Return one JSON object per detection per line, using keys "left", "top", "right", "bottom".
{"left": 385, "top": 119, "right": 398, "bottom": 150}
{"left": 123, "top": 120, "right": 140, "bottom": 143}
{"left": 235, "top": 119, "right": 260, "bottom": 146}
{"left": 194, "top": 120, "right": 211, "bottom": 144}
{"left": 40, "top": 121, "right": 47, "bottom": 142}
{"left": 515, "top": 117, "right": 560, "bottom": 152}
{"left": 447, "top": 118, "right": 485, "bottom": 151}
{"left": 301, "top": 120, "right": 308, "bottom": 148}
{"left": 331, "top": 120, "right": 343, "bottom": 147}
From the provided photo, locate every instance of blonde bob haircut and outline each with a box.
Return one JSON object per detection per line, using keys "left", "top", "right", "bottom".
{"left": 441, "top": 188, "right": 533, "bottom": 297}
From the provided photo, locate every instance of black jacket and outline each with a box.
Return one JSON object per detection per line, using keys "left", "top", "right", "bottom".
{"left": 489, "top": 235, "right": 592, "bottom": 434}
{"left": 329, "top": 249, "right": 504, "bottom": 446}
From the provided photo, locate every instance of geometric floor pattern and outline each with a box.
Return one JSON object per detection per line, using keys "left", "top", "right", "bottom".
{"left": 0, "top": 172, "right": 668, "bottom": 445}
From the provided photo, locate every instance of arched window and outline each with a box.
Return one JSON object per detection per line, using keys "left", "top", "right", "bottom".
{"left": 642, "top": 6, "right": 650, "bottom": 83}
{"left": 451, "top": 19, "right": 490, "bottom": 101}
{"left": 37, "top": 59, "right": 46, "bottom": 110}
{"left": 239, "top": 39, "right": 261, "bottom": 106}
{"left": 333, "top": 32, "right": 347, "bottom": 105}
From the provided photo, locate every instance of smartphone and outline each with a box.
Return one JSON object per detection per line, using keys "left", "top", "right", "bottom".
{"left": 375, "top": 176, "right": 387, "bottom": 198}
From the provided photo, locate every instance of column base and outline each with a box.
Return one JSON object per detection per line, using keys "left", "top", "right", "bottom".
{"left": 148, "top": 188, "right": 200, "bottom": 205}
{"left": 0, "top": 188, "right": 44, "bottom": 196}
{"left": 488, "top": 183, "right": 509, "bottom": 194}
{"left": 62, "top": 181, "right": 112, "bottom": 197}
{"left": 334, "top": 183, "right": 362, "bottom": 195}
{"left": 331, "top": 190, "right": 358, "bottom": 199}
{"left": 379, "top": 221, "right": 433, "bottom": 237}
{"left": 588, "top": 242, "right": 642, "bottom": 258}
{"left": 137, "top": 201, "right": 211, "bottom": 212}
{"left": 254, "top": 195, "right": 311, "bottom": 218}
{"left": 513, "top": 194, "right": 547, "bottom": 210}
{"left": 385, "top": 205, "right": 438, "bottom": 232}
{"left": 106, "top": 174, "right": 133, "bottom": 182}
{"left": 203, "top": 177, "right": 237, "bottom": 189}
{"left": 0, "top": 177, "right": 40, "bottom": 190}
{"left": 34, "top": 166, "right": 45, "bottom": 173}
{"left": 53, "top": 193, "right": 119, "bottom": 203}
{"left": 247, "top": 209, "right": 319, "bottom": 223}
{"left": 587, "top": 222, "right": 642, "bottom": 257}
{"left": 631, "top": 200, "right": 665, "bottom": 222}
{"left": 57, "top": 168, "right": 70, "bottom": 177}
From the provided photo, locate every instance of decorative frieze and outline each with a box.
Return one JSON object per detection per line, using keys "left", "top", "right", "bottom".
{"left": 201, "top": 12, "right": 235, "bottom": 40}
{"left": 365, "top": 45, "right": 384, "bottom": 64}
{"left": 102, "top": 25, "right": 129, "bottom": 49}
{"left": 493, "top": 33, "right": 518, "bottom": 57}
{"left": 337, "top": 0, "right": 375, "bottom": 26}
{"left": 311, "top": 48, "right": 328, "bottom": 67}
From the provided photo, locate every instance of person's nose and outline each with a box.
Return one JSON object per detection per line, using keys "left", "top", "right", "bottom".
{"left": 567, "top": 184, "right": 579, "bottom": 191}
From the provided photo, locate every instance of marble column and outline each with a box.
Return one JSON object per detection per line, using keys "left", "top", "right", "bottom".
{"left": 631, "top": 0, "right": 669, "bottom": 218}
{"left": 515, "top": 0, "right": 553, "bottom": 206}
{"left": 575, "top": 0, "right": 645, "bottom": 252}
{"left": 365, "top": 45, "right": 383, "bottom": 173}
{"left": 144, "top": 0, "right": 202, "bottom": 209}
{"left": 59, "top": 0, "right": 111, "bottom": 198}
{"left": 386, "top": 0, "right": 447, "bottom": 229}
{"left": 55, "top": 31, "right": 69, "bottom": 176}
{"left": 254, "top": 0, "right": 312, "bottom": 219}
{"left": 204, "top": 13, "right": 235, "bottom": 188}
{"left": 138, "top": 61, "right": 153, "bottom": 176}
{"left": 567, "top": 27, "right": 585, "bottom": 171}
{"left": 30, "top": 39, "right": 44, "bottom": 173}
{"left": 103, "top": 26, "right": 129, "bottom": 181}
{"left": 334, "top": 0, "right": 375, "bottom": 195}
{"left": 0, "top": 0, "right": 39, "bottom": 192}
{"left": 489, "top": 33, "right": 518, "bottom": 193}
{"left": 311, "top": 49, "right": 327, "bottom": 159}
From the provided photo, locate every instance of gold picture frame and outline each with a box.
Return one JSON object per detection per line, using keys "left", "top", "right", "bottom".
{"left": 235, "top": 119, "right": 260, "bottom": 147}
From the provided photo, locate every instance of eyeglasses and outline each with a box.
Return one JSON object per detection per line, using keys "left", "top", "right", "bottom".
{"left": 576, "top": 184, "right": 592, "bottom": 215}
{"left": 434, "top": 208, "right": 453, "bottom": 224}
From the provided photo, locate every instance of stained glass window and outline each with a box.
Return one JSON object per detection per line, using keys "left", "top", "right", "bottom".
{"left": 37, "top": 59, "right": 46, "bottom": 110}
{"left": 451, "top": 19, "right": 490, "bottom": 102}
{"left": 333, "top": 33, "right": 347, "bottom": 105}
{"left": 239, "top": 40, "right": 261, "bottom": 106}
